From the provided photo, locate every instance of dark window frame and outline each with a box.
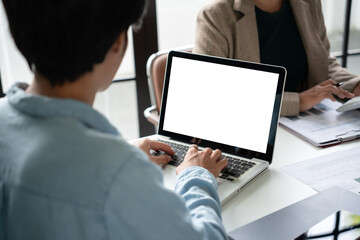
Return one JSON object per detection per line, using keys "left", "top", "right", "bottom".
{"left": 132, "top": 0, "right": 158, "bottom": 136}
{"left": 339, "top": 0, "right": 358, "bottom": 68}
{"left": 0, "top": 74, "right": 4, "bottom": 98}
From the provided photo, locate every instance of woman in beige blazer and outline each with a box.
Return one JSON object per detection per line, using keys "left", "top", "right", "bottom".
{"left": 193, "top": 0, "right": 360, "bottom": 116}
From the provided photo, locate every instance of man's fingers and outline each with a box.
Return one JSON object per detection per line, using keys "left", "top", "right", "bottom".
{"left": 150, "top": 155, "right": 171, "bottom": 165}
{"left": 212, "top": 158, "right": 228, "bottom": 177}
{"left": 187, "top": 144, "right": 198, "bottom": 154}
{"left": 211, "top": 149, "right": 222, "bottom": 160}
{"left": 189, "top": 144, "right": 198, "bottom": 150}
{"left": 218, "top": 158, "right": 228, "bottom": 170}
{"left": 150, "top": 141, "right": 175, "bottom": 155}
{"left": 202, "top": 147, "right": 212, "bottom": 155}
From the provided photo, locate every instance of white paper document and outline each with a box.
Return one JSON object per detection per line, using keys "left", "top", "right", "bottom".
{"left": 282, "top": 146, "right": 360, "bottom": 195}
{"left": 279, "top": 99, "right": 360, "bottom": 146}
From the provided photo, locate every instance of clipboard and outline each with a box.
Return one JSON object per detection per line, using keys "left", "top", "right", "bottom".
{"left": 279, "top": 99, "right": 360, "bottom": 147}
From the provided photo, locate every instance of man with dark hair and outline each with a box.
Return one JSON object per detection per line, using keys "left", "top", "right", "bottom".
{"left": 0, "top": 0, "right": 228, "bottom": 239}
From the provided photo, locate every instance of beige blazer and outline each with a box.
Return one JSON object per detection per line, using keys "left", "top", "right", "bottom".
{"left": 193, "top": 0, "right": 360, "bottom": 116}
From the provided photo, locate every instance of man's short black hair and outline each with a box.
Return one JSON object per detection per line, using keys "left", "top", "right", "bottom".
{"left": 2, "top": 0, "right": 147, "bottom": 86}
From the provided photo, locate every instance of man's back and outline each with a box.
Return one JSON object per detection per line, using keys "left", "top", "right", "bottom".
{"left": 0, "top": 83, "right": 227, "bottom": 240}
{"left": 0, "top": 0, "right": 228, "bottom": 237}
{"left": 0, "top": 83, "right": 145, "bottom": 239}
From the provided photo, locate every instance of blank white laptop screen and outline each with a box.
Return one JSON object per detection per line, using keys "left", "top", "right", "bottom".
{"left": 162, "top": 57, "right": 279, "bottom": 154}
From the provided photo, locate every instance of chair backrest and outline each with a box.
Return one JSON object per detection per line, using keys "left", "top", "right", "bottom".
{"left": 147, "top": 53, "right": 168, "bottom": 113}
{"left": 146, "top": 46, "right": 193, "bottom": 113}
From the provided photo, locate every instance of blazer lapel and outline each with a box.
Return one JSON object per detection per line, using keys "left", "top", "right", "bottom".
{"left": 233, "top": 0, "right": 260, "bottom": 62}
{"left": 289, "top": 0, "right": 328, "bottom": 87}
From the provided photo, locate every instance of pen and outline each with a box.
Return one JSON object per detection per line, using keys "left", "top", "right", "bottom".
{"left": 335, "top": 82, "right": 345, "bottom": 87}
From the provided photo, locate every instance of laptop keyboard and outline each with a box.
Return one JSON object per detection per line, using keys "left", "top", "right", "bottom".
{"left": 153, "top": 140, "right": 256, "bottom": 181}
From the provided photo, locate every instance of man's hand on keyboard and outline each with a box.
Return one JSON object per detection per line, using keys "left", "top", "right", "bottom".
{"left": 133, "top": 138, "right": 175, "bottom": 165}
{"left": 176, "top": 145, "right": 228, "bottom": 177}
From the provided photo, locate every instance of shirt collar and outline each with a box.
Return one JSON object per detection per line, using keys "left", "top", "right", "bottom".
{"left": 7, "top": 82, "right": 120, "bottom": 135}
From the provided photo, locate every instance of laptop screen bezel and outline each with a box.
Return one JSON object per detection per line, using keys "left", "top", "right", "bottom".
{"left": 158, "top": 51, "right": 286, "bottom": 164}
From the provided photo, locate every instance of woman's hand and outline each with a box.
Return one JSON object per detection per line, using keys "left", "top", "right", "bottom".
{"left": 299, "top": 79, "right": 354, "bottom": 112}
{"left": 352, "top": 82, "right": 360, "bottom": 96}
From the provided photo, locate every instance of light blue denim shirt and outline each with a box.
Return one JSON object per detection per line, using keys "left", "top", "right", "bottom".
{"left": 0, "top": 83, "right": 227, "bottom": 240}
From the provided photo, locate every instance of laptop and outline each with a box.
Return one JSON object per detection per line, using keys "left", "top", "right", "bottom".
{"left": 154, "top": 51, "right": 286, "bottom": 205}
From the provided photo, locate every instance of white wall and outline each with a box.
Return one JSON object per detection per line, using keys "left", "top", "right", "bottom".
{"left": 0, "top": 3, "right": 33, "bottom": 92}
{"left": 351, "top": 0, "right": 360, "bottom": 30}
{"left": 156, "top": 0, "right": 212, "bottom": 50}
{"left": 0, "top": 3, "right": 135, "bottom": 92}
{"left": 321, "top": 0, "right": 360, "bottom": 33}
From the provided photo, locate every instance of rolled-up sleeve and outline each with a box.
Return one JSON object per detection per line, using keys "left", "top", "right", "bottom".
{"left": 104, "top": 151, "right": 227, "bottom": 240}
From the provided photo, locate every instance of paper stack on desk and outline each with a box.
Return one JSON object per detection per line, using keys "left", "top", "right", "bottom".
{"left": 279, "top": 99, "right": 360, "bottom": 147}
{"left": 282, "top": 146, "right": 360, "bottom": 196}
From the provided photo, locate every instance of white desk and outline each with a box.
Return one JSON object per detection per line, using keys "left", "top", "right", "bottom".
{"left": 220, "top": 126, "right": 360, "bottom": 232}
{"left": 143, "top": 126, "right": 360, "bottom": 232}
